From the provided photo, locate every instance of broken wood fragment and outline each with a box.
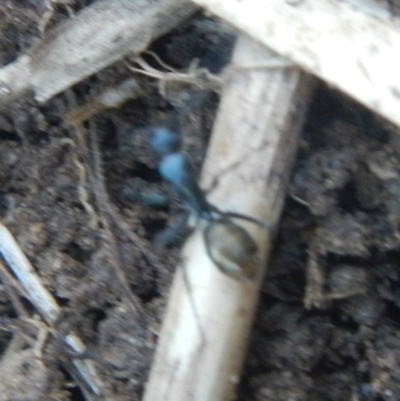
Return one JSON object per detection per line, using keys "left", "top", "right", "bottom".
{"left": 191, "top": 0, "right": 400, "bottom": 128}
{"left": 0, "top": 0, "right": 197, "bottom": 105}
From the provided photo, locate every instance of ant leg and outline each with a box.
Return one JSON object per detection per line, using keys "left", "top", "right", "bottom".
{"left": 121, "top": 177, "right": 170, "bottom": 209}
{"left": 221, "top": 211, "right": 271, "bottom": 231}
{"left": 153, "top": 213, "right": 190, "bottom": 249}
{"left": 208, "top": 204, "right": 271, "bottom": 230}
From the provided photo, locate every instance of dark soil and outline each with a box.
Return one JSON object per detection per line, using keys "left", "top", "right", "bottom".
{"left": 239, "top": 86, "right": 400, "bottom": 401}
{"left": 1, "top": 2, "right": 400, "bottom": 401}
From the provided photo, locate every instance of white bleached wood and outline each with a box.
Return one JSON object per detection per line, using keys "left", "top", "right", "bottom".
{"left": 0, "top": 223, "right": 104, "bottom": 396}
{"left": 143, "top": 35, "right": 315, "bottom": 401}
{"left": 191, "top": 0, "right": 400, "bottom": 128}
{"left": 0, "top": 224, "right": 59, "bottom": 325}
{"left": 0, "top": 0, "right": 196, "bottom": 105}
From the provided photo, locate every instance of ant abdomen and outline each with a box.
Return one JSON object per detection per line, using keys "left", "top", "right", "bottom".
{"left": 203, "top": 219, "right": 260, "bottom": 281}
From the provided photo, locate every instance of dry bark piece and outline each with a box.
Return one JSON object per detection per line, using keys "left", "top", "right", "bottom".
{"left": 143, "top": 34, "right": 315, "bottom": 401}
{"left": 191, "top": 0, "right": 400, "bottom": 128}
{"left": 0, "top": 0, "right": 197, "bottom": 105}
{"left": 65, "top": 78, "right": 144, "bottom": 126}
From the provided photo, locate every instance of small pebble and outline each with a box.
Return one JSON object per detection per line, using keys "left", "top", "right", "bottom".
{"left": 340, "top": 295, "right": 385, "bottom": 326}
{"left": 329, "top": 265, "right": 369, "bottom": 294}
{"left": 3, "top": 150, "right": 18, "bottom": 166}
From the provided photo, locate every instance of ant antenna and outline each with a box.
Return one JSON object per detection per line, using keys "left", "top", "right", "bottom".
{"left": 209, "top": 204, "right": 270, "bottom": 231}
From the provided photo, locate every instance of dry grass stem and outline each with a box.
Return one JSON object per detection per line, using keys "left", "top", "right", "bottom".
{"left": 128, "top": 54, "right": 293, "bottom": 96}
{"left": 87, "top": 124, "right": 145, "bottom": 318}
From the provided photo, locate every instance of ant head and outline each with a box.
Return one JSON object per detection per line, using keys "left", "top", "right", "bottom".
{"left": 150, "top": 127, "right": 181, "bottom": 156}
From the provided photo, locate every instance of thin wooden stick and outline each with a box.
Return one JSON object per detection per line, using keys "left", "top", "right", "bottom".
{"left": 191, "top": 0, "right": 400, "bottom": 128}
{"left": 143, "top": 34, "right": 315, "bottom": 401}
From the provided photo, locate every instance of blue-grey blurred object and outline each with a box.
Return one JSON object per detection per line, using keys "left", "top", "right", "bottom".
{"left": 149, "top": 127, "right": 271, "bottom": 228}
{"left": 148, "top": 127, "right": 269, "bottom": 280}
{"left": 150, "top": 127, "right": 212, "bottom": 219}
{"left": 150, "top": 127, "right": 181, "bottom": 156}
{"left": 153, "top": 213, "right": 190, "bottom": 249}
{"left": 158, "top": 152, "right": 212, "bottom": 219}
{"left": 122, "top": 178, "right": 169, "bottom": 209}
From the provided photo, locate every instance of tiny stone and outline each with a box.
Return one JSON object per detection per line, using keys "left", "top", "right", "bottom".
{"left": 329, "top": 265, "right": 369, "bottom": 294}
{"left": 340, "top": 295, "right": 385, "bottom": 326}
{"left": 3, "top": 151, "right": 18, "bottom": 166}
